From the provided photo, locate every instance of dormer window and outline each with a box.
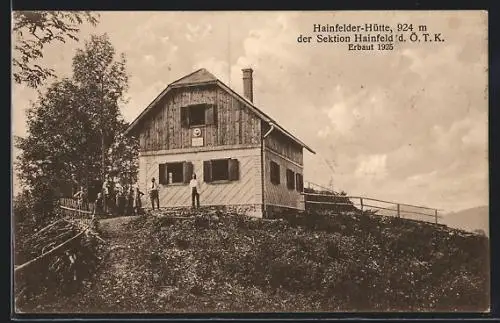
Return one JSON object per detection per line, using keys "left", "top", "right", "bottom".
{"left": 181, "top": 104, "right": 217, "bottom": 127}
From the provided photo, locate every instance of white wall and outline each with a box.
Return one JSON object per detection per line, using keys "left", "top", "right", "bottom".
{"left": 138, "top": 147, "right": 262, "bottom": 210}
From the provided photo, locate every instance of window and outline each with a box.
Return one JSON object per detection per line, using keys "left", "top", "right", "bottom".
{"left": 212, "top": 159, "right": 229, "bottom": 181}
{"left": 270, "top": 161, "right": 280, "bottom": 185}
{"left": 204, "top": 158, "right": 239, "bottom": 182}
{"left": 159, "top": 161, "right": 193, "bottom": 184}
{"left": 286, "top": 169, "right": 295, "bottom": 190}
{"left": 295, "top": 173, "right": 304, "bottom": 192}
{"left": 189, "top": 105, "right": 205, "bottom": 126}
{"left": 181, "top": 104, "right": 217, "bottom": 127}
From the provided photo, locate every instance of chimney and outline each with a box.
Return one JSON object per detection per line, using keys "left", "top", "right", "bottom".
{"left": 242, "top": 68, "right": 253, "bottom": 102}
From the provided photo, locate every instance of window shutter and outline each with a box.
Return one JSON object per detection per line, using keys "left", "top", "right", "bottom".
{"left": 159, "top": 163, "right": 167, "bottom": 185}
{"left": 203, "top": 160, "right": 212, "bottom": 183}
{"left": 296, "top": 173, "right": 303, "bottom": 192}
{"left": 181, "top": 106, "right": 189, "bottom": 128}
{"left": 206, "top": 104, "right": 217, "bottom": 125}
{"left": 183, "top": 161, "right": 193, "bottom": 184}
{"left": 270, "top": 161, "right": 280, "bottom": 185}
{"left": 287, "top": 169, "right": 295, "bottom": 190}
{"left": 228, "top": 158, "right": 240, "bottom": 181}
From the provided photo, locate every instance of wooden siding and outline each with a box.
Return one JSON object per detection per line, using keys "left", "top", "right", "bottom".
{"left": 263, "top": 148, "right": 304, "bottom": 210}
{"left": 138, "top": 85, "right": 261, "bottom": 152}
{"left": 138, "top": 147, "right": 263, "bottom": 215}
{"left": 263, "top": 122, "right": 304, "bottom": 166}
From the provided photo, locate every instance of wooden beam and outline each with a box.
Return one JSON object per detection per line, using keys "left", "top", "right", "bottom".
{"left": 139, "top": 143, "right": 261, "bottom": 157}
{"left": 264, "top": 147, "right": 304, "bottom": 168}
{"left": 15, "top": 229, "right": 87, "bottom": 274}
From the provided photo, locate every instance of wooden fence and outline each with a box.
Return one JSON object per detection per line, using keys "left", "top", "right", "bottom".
{"left": 59, "top": 197, "right": 94, "bottom": 214}
{"left": 302, "top": 182, "right": 442, "bottom": 225}
{"left": 58, "top": 197, "right": 137, "bottom": 218}
{"left": 305, "top": 181, "right": 338, "bottom": 194}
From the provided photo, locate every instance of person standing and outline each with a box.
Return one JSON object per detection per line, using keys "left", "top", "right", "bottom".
{"left": 149, "top": 177, "right": 160, "bottom": 210}
{"left": 102, "top": 176, "right": 110, "bottom": 213}
{"left": 73, "top": 186, "right": 86, "bottom": 212}
{"left": 126, "top": 186, "right": 135, "bottom": 216}
{"left": 134, "top": 187, "right": 145, "bottom": 215}
{"left": 108, "top": 177, "right": 116, "bottom": 214}
{"left": 189, "top": 173, "right": 201, "bottom": 209}
{"left": 115, "top": 187, "right": 125, "bottom": 216}
{"left": 93, "top": 192, "right": 104, "bottom": 220}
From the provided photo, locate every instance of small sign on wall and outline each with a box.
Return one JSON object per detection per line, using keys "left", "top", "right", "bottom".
{"left": 192, "top": 137, "right": 204, "bottom": 147}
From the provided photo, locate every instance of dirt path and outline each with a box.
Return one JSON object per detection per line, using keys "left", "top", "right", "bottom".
{"left": 99, "top": 216, "right": 137, "bottom": 237}
{"left": 42, "top": 216, "right": 156, "bottom": 313}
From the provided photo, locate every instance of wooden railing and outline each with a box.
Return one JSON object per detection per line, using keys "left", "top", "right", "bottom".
{"left": 58, "top": 197, "right": 132, "bottom": 218}
{"left": 59, "top": 197, "right": 95, "bottom": 214}
{"left": 302, "top": 192, "right": 442, "bottom": 224}
{"left": 304, "top": 181, "right": 337, "bottom": 194}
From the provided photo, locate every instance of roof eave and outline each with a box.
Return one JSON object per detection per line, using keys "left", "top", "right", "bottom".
{"left": 170, "top": 80, "right": 217, "bottom": 89}
{"left": 124, "top": 85, "right": 172, "bottom": 136}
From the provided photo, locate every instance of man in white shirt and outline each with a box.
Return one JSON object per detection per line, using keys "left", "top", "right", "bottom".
{"left": 102, "top": 177, "right": 110, "bottom": 213}
{"left": 73, "top": 186, "right": 86, "bottom": 214}
{"left": 149, "top": 177, "right": 160, "bottom": 210}
{"left": 189, "top": 173, "right": 200, "bottom": 208}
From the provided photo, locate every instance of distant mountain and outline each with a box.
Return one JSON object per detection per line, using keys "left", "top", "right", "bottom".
{"left": 368, "top": 205, "right": 489, "bottom": 236}
{"left": 440, "top": 206, "right": 489, "bottom": 236}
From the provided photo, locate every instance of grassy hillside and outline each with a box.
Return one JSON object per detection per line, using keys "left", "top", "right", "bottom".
{"left": 30, "top": 208, "right": 490, "bottom": 313}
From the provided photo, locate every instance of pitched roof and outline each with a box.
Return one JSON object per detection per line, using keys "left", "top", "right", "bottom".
{"left": 125, "top": 68, "right": 315, "bottom": 154}
{"left": 170, "top": 68, "right": 218, "bottom": 86}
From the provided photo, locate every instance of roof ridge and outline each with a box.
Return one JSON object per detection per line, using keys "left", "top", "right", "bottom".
{"left": 170, "top": 68, "right": 206, "bottom": 85}
{"left": 171, "top": 68, "right": 217, "bottom": 86}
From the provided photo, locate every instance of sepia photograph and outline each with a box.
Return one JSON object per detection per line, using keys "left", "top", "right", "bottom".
{"left": 11, "top": 10, "right": 489, "bottom": 314}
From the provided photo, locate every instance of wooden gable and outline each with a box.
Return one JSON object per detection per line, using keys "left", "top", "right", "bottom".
{"left": 137, "top": 84, "right": 262, "bottom": 152}
{"left": 128, "top": 68, "right": 315, "bottom": 155}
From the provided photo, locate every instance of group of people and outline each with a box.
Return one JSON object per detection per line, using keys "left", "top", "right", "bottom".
{"left": 72, "top": 172, "right": 203, "bottom": 219}
{"left": 72, "top": 176, "right": 145, "bottom": 219}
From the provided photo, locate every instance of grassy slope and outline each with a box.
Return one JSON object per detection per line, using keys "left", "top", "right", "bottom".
{"left": 36, "top": 210, "right": 490, "bottom": 313}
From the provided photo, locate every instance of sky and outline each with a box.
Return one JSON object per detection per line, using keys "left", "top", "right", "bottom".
{"left": 12, "top": 11, "right": 488, "bottom": 215}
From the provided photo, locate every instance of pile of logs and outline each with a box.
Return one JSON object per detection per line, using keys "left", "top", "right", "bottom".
{"left": 15, "top": 218, "right": 106, "bottom": 310}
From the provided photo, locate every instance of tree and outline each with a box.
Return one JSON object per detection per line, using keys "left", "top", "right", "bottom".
{"left": 107, "top": 129, "right": 140, "bottom": 186}
{"left": 15, "top": 33, "right": 137, "bottom": 219}
{"left": 12, "top": 11, "right": 99, "bottom": 88}
{"left": 71, "top": 33, "right": 131, "bottom": 183}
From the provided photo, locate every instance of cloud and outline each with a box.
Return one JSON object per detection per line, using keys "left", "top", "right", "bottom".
{"left": 317, "top": 126, "right": 331, "bottom": 138}
{"left": 185, "top": 22, "right": 213, "bottom": 42}
{"left": 355, "top": 154, "right": 388, "bottom": 179}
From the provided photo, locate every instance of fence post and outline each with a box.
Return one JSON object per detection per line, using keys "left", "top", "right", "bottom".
{"left": 434, "top": 209, "right": 438, "bottom": 224}
{"left": 397, "top": 204, "right": 400, "bottom": 218}
{"left": 360, "top": 197, "right": 364, "bottom": 212}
